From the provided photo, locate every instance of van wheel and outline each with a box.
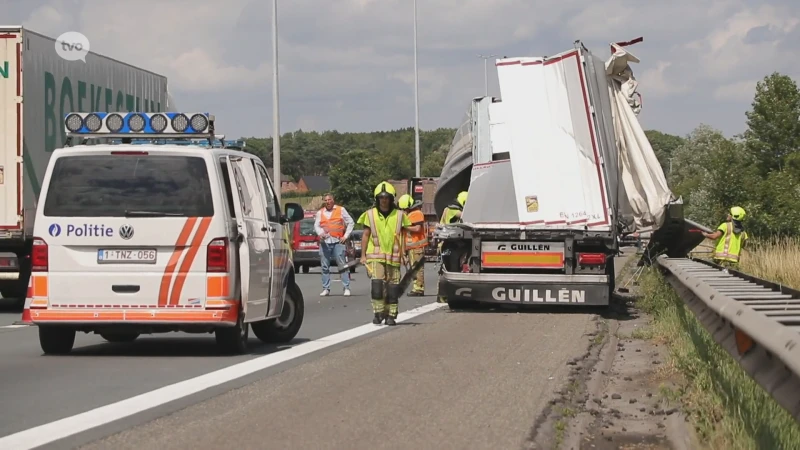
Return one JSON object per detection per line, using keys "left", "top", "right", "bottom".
{"left": 302, "top": 265, "right": 309, "bottom": 274}
{"left": 39, "top": 327, "right": 76, "bottom": 355}
{"left": 294, "top": 263, "right": 300, "bottom": 273}
{"left": 215, "top": 306, "right": 249, "bottom": 355}
{"left": 251, "top": 282, "right": 305, "bottom": 344}
{"left": 100, "top": 332, "right": 140, "bottom": 343}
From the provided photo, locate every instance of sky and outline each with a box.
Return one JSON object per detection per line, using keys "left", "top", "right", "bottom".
{"left": 6, "top": 0, "right": 800, "bottom": 140}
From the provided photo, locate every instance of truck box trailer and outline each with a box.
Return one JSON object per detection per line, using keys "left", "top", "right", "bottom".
{"left": 0, "top": 26, "right": 173, "bottom": 302}
{"left": 433, "top": 38, "right": 685, "bottom": 309}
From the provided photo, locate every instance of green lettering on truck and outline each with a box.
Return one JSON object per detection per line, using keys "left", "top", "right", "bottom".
{"left": 59, "top": 77, "right": 74, "bottom": 148}
{"left": 116, "top": 91, "right": 123, "bottom": 110}
{"left": 78, "top": 81, "right": 87, "bottom": 111}
{"left": 126, "top": 94, "right": 134, "bottom": 112}
{"left": 0, "top": 61, "right": 8, "bottom": 78}
{"left": 44, "top": 72, "right": 56, "bottom": 153}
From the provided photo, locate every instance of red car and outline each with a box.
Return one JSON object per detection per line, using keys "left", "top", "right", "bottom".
{"left": 291, "top": 211, "right": 358, "bottom": 274}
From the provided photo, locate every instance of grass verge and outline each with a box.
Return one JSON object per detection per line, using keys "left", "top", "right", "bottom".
{"left": 635, "top": 266, "right": 800, "bottom": 449}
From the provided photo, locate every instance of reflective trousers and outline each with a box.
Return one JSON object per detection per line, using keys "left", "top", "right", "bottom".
{"left": 367, "top": 261, "right": 401, "bottom": 318}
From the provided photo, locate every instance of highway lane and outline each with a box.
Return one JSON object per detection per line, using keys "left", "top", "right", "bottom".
{"left": 0, "top": 264, "right": 440, "bottom": 440}
{"left": 76, "top": 253, "right": 632, "bottom": 450}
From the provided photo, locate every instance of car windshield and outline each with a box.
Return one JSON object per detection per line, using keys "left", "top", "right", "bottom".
{"left": 298, "top": 218, "right": 316, "bottom": 236}
{"left": 43, "top": 154, "right": 214, "bottom": 217}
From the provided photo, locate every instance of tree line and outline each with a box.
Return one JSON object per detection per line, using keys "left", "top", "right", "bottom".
{"left": 239, "top": 71, "right": 800, "bottom": 237}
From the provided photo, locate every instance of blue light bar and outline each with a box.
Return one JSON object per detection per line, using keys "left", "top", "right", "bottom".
{"left": 109, "top": 138, "right": 246, "bottom": 149}
{"left": 63, "top": 112, "right": 214, "bottom": 137}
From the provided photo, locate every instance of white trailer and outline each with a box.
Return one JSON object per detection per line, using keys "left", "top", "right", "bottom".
{"left": 0, "top": 26, "right": 173, "bottom": 301}
{"left": 433, "top": 38, "right": 675, "bottom": 309}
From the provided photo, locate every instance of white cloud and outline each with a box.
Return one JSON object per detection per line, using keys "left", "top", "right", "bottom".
{"left": 714, "top": 80, "right": 758, "bottom": 102}
{"left": 13, "top": 0, "right": 800, "bottom": 139}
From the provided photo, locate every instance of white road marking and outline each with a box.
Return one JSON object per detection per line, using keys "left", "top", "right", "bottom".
{"left": 0, "top": 301, "right": 447, "bottom": 449}
{"left": 0, "top": 324, "right": 27, "bottom": 329}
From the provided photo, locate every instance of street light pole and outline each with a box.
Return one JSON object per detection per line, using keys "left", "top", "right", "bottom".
{"left": 477, "top": 54, "right": 496, "bottom": 97}
{"left": 272, "top": 0, "right": 282, "bottom": 205}
{"left": 413, "top": 0, "right": 420, "bottom": 178}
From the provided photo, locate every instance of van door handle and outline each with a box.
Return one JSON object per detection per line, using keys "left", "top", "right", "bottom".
{"left": 263, "top": 225, "right": 276, "bottom": 232}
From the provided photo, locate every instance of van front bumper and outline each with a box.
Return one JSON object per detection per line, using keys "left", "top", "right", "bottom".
{"left": 438, "top": 272, "right": 610, "bottom": 306}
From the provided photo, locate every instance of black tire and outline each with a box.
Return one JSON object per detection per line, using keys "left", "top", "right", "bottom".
{"left": 349, "top": 266, "right": 357, "bottom": 273}
{"left": 447, "top": 298, "right": 479, "bottom": 310}
{"left": 294, "top": 263, "right": 300, "bottom": 273}
{"left": 302, "top": 265, "right": 310, "bottom": 274}
{"left": 100, "top": 332, "right": 140, "bottom": 343}
{"left": 251, "top": 282, "right": 305, "bottom": 344}
{"left": 39, "top": 327, "right": 76, "bottom": 355}
{"left": 215, "top": 305, "right": 249, "bottom": 355}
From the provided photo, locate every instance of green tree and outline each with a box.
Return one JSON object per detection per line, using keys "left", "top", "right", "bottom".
{"left": 670, "top": 125, "right": 761, "bottom": 227}
{"left": 644, "top": 129, "right": 685, "bottom": 174}
{"left": 743, "top": 72, "right": 800, "bottom": 174}
{"left": 329, "top": 148, "right": 382, "bottom": 220}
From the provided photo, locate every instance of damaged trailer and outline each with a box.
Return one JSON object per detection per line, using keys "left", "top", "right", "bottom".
{"left": 433, "top": 38, "right": 703, "bottom": 309}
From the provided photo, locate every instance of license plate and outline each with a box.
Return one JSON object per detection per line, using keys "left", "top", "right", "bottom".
{"left": 97, "top": 249, "right": 157, "bottom": 264}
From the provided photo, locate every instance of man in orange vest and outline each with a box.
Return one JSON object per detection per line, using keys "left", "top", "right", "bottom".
{"left": 398, "top": 194, "right": 427, "bottom": 296}
{"left": 314, "top": 193, "right": 355, "bottom": 296}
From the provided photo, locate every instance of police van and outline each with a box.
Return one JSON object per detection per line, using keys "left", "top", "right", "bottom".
{"left": 25, "top": 111, "right": 306, "bottom": 355}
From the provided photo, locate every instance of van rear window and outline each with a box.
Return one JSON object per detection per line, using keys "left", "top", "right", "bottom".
{"left": 43, "top": 155, "right": 214, "bottom": 217}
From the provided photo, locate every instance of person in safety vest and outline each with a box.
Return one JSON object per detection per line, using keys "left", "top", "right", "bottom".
{"left": 358, "top": 182, "right": 419, "bottom": 325}
{"left": 702, "top": 206, "right": 749, "bottom": 268}
{"left": 435, "top": 190, "right": 468, "bottom": 303}
{"left": 398, "top": 194, "right": 427, "bottom": 296}
{"left": 440, "top": 191, "right": 468, "bottom": 225}
{"left": 314, "top": 193, "right": 355, "bottom": 297}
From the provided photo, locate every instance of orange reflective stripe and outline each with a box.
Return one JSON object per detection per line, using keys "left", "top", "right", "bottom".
{"left": 319, "top": 206, "right": 346, "bottom": 238}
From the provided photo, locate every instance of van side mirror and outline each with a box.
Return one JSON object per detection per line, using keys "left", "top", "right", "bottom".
{"left": 282, "top": 202, "right": 305, "bottom": 223}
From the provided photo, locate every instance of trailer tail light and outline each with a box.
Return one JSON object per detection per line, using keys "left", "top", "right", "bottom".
{"left": 111, "top": 151, "right": 149, "bottom": 155}
{"left": 207, "top": 238, "right": 228, "bottom": 272}
{"left": 578, "top": 253, "right": 606, "bottom": 266}
{"left": 31, "top": 238, "right": 49, "bottom": 272}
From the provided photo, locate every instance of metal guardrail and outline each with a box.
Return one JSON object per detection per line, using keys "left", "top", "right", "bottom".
{"left": 656, "top": 256, "right": 800, "bottom": 423}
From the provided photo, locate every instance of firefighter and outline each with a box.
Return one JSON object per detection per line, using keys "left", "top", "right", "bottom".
{"left": 440, "top": 191, "right": 468, "bottom": 224}
{"left": 435, "top": 190, "right": 468, "bottom": 303}
{"left": 702, "top": 206, "right": 749, "bottom": 268}
{"left": 358, "top": 182, "right": 419, "bottom": 325}
{"left": 398, "top": 194, "right": 427, "bottom": 296}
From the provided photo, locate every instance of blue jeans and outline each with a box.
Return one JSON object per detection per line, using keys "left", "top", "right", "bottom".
{"left": 320, "top": 241, "right": 350, "bottom": 290}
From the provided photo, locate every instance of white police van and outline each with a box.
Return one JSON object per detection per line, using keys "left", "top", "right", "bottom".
{"left": 25, "top": 111, "right": 306, "bottom": 355}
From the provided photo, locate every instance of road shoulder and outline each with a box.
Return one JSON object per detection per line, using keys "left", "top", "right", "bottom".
{"left": 526, "top": 253, "right": 699, "bottom": 449}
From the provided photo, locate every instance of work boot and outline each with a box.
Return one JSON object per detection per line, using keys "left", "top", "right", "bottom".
{"left": 408, "top": 290, "right": 424, "bottom": 297}
{"left": 385, "top": 316, "right": 396, "bottom": 326}
{"left": 373, "top": 313, "right": 383, "bottom": 324}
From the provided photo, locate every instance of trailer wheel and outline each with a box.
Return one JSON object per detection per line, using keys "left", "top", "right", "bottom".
{"left": 39, "top": 327, "right": 76, "bottom": 355}
{"left": 447, "top": 298, "right": 479, "bottom": 310}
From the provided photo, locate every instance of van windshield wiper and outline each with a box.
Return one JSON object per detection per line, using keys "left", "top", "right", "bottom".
{"left": 123, "top": 210, "right": 184, "bottom": 217}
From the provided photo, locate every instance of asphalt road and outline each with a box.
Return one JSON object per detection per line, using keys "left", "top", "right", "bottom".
{"left": 0, "top": 265, "right": 436, "bottom": 441}
{"left": 0, "top": 252, "right": 633, "bottom": 449}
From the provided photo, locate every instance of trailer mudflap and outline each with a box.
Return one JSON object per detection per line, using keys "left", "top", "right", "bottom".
{"left": 439, "top": 272, "right": 610, "bottom": 306}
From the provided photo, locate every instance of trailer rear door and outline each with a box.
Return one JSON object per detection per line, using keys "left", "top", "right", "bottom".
{"left": 0, "top": 31, "right": 21, "bottom": 230}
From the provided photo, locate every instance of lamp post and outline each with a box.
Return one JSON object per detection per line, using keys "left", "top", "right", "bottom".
{"left": 413, "top": 0, "right": 420, "bottom": 177}
{"left": 477, "top": 54, "right": 496, "bottom": 97}
{"left": 272, "top": 0, "right": 282, "bottom": 204}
